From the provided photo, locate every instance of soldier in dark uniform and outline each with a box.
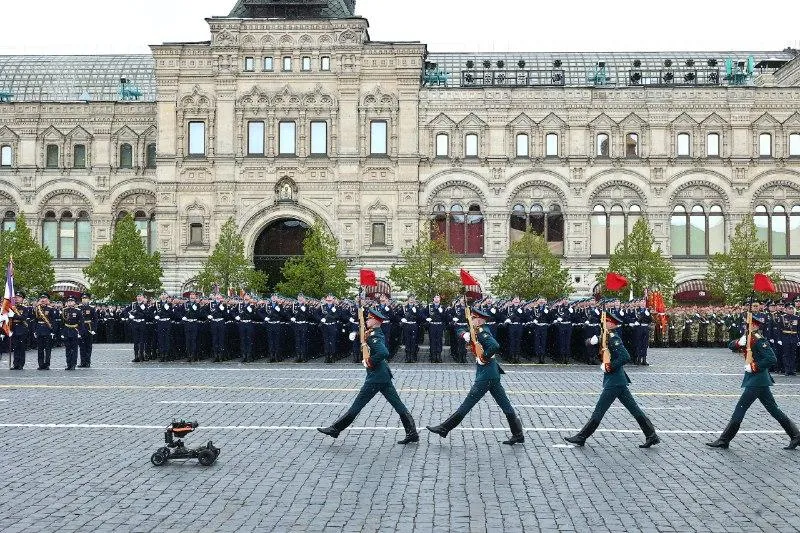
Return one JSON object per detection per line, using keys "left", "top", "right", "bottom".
{"left": 583, "top": 300, "right": 602, "bottom": 365}
{"left": 427, "top": 307, "right": 524, "bottom": 445}
{"left": 291, "top": 293, "right": 313, "bottom": 362}
{"left": 154, "top": 292, "right": 174, "bottom": 362}
{"left": 265, "top": 294, "right": 286, "bottom": 362}
{"left": 425, "top": 294, "right": 446, "bottom": 363}
{"left": 503, "top": 296, "right": 525, "bottom": 364}
{"left": 182, "top": 291, "right": 204, "bottom": 362}
{"left": 779, "top": 303, "right": 798, "bottom": 376}
{"left": 34, "top": 293, "right": 57, "bottom": 370}
{"left": 9, "top": 292, "right": 32, "bottom": 370}
{"left": 77, "top": 293, "right": 97, "bottom": 367}
{"left": 317, "top": 308, "right": 418, "bottom": 444}
{"left": 531, "top": 297, "right": 551, "bottom": 364}
{"left": 707, "top": 313, "right": 800, "bottom": 449}
{"left": 129, "top": 293, "right": 151, "bottom": 362}
{"left": 61, "top": 296, "right": 82, "bottom": 371}
{"left": 401, "top": 295, "right": 422, "bottom": 363}
{"left": 632, "top": 298, "right": 652, "bottom": 366}
{"left": 318, "top": 294, "right": 340, "bottom": 364}
{"left": 236, "top": 295, "right": 258, "bottom": 363}
{"left": 449, "top": 300, "right": 468, "bottom": 363}
{"left": 208, "top": 293, "right": 228, "bottom": 362}
{"left": 564, "top": 311, "right": 660, "bottom": 448}
{"left": 553, "top": 300, "right": 574, "bottom": 364}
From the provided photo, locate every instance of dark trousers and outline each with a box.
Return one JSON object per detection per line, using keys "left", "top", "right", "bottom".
{"left": 508, "top": 323, "right": 523, "bottom": 358}
{"left": 132, "top": 322, "right": 147, "bottom": 359}
{"left": 12, "top": 327, "right": 28, "bottom": 368}
{"left": 79, "top": 329, "right": 93, "bottom": 366}
{"left": 239, "top": 322, "right": 254, "bottom": 360}
{"left": 455, "top": 378, "right": 516, "bottom": 417}
{"left": 782, "top": 338, "right": 797, "bottom": 374}
{"left": 210, "top": 321, "right": 226, "bottom": 358}
{"left": 428, "top": 323, "right": 443, "bottom": 360}
{"left": 343, "top": 381, "right": 411, "bottom": 419}
{"left": 533, "top": 324, "right": 549, "bottom": 358}
{"left": 293, "top": 323, "right": 308, "bottom": 360}
{"left": 37, "top": 331, "right": 53, "bottom": 368}
{"left": 157, "top": 322, "right": 172, "bottom": 359}
{"left": 63, "top": 331, "right": 79, "bottom": 369}
{"left": 555, "top": 323, "right": 572, "bottom": 357}
{"left": 267, "top": 323, "right": 281, "bottom": 360}
{"left": 402, "top": 323, "right": 418, "bottom": 361}
{"left": 322, "top": 324, "right": 337, "bottom": 358}
{"left": 730, "top": 386, "right": 792, "bottom": 425}
{"left": 590, "top": 385, "right": 646, "bottom": 422}
{"left": 184, "top": 322, "right": 199, "bottom": 359}
{"left": 634, "top": 326, "right": 650, "bottom": 361}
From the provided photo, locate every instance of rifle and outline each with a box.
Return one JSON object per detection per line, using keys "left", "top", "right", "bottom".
{"left": 463, "top": 293, "right": 486, "bottom": 363}
{"left": 358, "top": 296, "right": 372, "bottom": 368}
{"left": 744, "top": 300, "right": 754, "bottom": 365}
{"left": 600, "top": 310, "right": 611, "bottom": 366}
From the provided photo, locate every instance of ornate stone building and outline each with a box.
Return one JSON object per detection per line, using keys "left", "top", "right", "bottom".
{"left": 1, "top": 0, "right": 800, "bottom": 298}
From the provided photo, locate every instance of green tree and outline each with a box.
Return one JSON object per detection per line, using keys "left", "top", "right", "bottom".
{"left": 195, "top": 217, "right": 266, "bottom": 294}
{"left": 707, "top": 216, "right": 774, "bottom": 304}
{"left": 83, "top": 214, "right": 163, "bottom": 301}
{"left": 490, "top": 229, "right": 572, "bottom": 300}
{"left": 0, "top": 214, "right": 56, "bottom": 295}
{"left": 596, "top": 218, "right": 675, "bottom": 299}
{"left": 276, "top": 220, "right": 352, "bottom": 298}
{"left": 389, "top": 231, "right": 461, "bottom": 302}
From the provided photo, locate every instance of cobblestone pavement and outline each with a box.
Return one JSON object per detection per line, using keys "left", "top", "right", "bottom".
{"left": 1, "top": 345, "right": 799, "bottom": 533}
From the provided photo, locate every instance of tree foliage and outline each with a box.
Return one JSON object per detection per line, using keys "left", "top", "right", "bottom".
{"left": 83, "top": 214, "right": 163, "bottom": 301}
{"left": 388, "top": 230, "right": 461, "bottom": 302}
{"left": 276, "top": 220, "right": 352, "bottom": 298}
{"left": 490, "top": 229, "right": 572, "bottom": 300}
{"left": 195, "top": 217, "right": 266, "bottom": 294}
{"left": 0, "top": 214, "right": 56, "bottom": 295}
{"left": 706, "top": 216, "right": 774, "bottom": 304}
{"left": 596, "top": 218, "right": 675, "bottom": 299}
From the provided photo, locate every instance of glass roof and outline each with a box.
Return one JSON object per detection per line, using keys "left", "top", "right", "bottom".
{"left": 0, "top": 55, "right": 155, "bottom": 102}
{"left": 425, "top": 51, "right": 795, "bottom": 88}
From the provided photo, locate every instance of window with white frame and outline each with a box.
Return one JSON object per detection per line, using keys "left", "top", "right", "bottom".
{"left": 282, "top": 57, "right": 292, "bottom": 71}
{"left": 46, "top": 144, "right": 59, "bottom": 168}
{"left": 263, "top": 57, "right": 274, "bottom": 71}
{"left": 435, "top": 133, "right": 449, "bottom": 157}
{"left": 625, "top": 133, "right": 639, "bottom": 157}
{"left": 320, "top": 56, "right": 331, "bottom": 71}
{"left": 759, "top": 133, "right": 772, "bottom": 157}
{"left": 0, "top": 145, "right": 11, "bottom": 167}
{"left": 591, "top": 204, "right": 644, "bottom": 256}
{"left": 671, "top": 204, "right": 725, "bottom": 256}
{"left": 248, "top": 121, "right": 265, "bottom": 155}
{"left": 754, "top": 204, "right": 800, "bottom": 256}
{"left": 119, "top": 143, "right": 133, "bottom": 168}
{"left": 278, "top": 121, "right": 296, "bottom": 155}
{"left": 545, "top": 133, "right": 558, "bottom": 156}
{"left": 244, "top": 57, "right": 254, "bottom": 72}
{"left": 596, "top": 133, "right": 610, "bottom": 157}
{"left": 370, "top": 121, "right": 388, "bottom": 155}
{"left": 707, "top": 133, "right": 720, "bottom": 157}
{"left": 188, "top": 122, "right": 205, "bottom": 156}
{"left": 465, "top": 134, "right": 478, "bottom": 157}
{"left": 515, "top": 133, "right": 529, "bottom": 157}
{"left": 371, "top": 223, "right": 386, "bottom": 246}
{"left": 310, "top": 121, "right": 327, "bottom": 155}
{"left": 301, "top": 57, "right": 311, "bottom": 71}
{"left": 789, "top": 133, "right": 800, "bottom": 157}
{"left": 2, "top": 210, "right": 16, "bottom": 232}
{"left": 43, "top": 210, "right": 91, "bottom": 259}
{"left": 146, "top": 143, "right": 156, "bottom": 169}
{"left": 677, "top": 133, "right": 691, "bottom": 156}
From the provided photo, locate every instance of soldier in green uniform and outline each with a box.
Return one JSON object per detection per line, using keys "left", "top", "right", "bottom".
{"left": 426, "top": 307, "right": 525, "bottom": 446}
{"left": 564, "top": 311, "right": 660, "bottom": 448}
{"left": 317, "top": 308, "right": 418, "bottom": 445}
{"left": 707, "top": 313, "right": 800, "bottom": 450}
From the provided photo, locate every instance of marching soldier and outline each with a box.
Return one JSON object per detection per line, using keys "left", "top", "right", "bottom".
{"left": 564, "top": 310, "right": 660, "bottom": 448}
{"left": 34, "top": 293, "right": 57, "bottom": 370}
{"left": 77, "top": 293, "right": 97, "bottom": 367}
{"left": 425, "top": 294, "right": 446, "bottom": 363}
{"left": 400, "top": 295, "right": 422, "bottom": 363}
{"left": 318, "top": 294, "right": 340, "bottom": 364}
{"left": 265, "top": 294, "right": 286, "bottom": 362}
{"left": 427, "top": 307, "right": 525, "bottom": 446}
{"left": 632, "top": 298, "right": 652, "bottom": 366}
{"left": 503, "top": 296, "right": 525, "bottom": 364}
{"left": 291, "top": 293, "right": 313, "bottom": 362}
{"left": 154, "top": 292, "right": 174, "bottom": 361}
{"left": 236, "top": 295, "right": 258, "bottom": 363}
{"left": 9, "top": 292, "right": 32, "bottom": 370}
{"left": 208, "top": 293, "right": 228, "bottom": 362}
{"left": 707, "top": 313, "right": 800, "bottom": 450}
{"left": 182, "top": 291, "right": 204, "bottom": 362}
{"left": 779, "top": 302, "right": 799, "bottom": 376}
{"left": 61, "top": 296, "right": 82, "bottom": 371}
{"left": 129, "top": 293, "right": 151, "bottom": 362}
{"left": 317, "top": 307, "right": 418, "bottom": 444}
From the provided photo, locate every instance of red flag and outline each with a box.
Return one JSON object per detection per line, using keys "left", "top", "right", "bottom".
{"left": 753, "top": 273, "right": 776, "bottom": 293}
{"left": 460, "top": 269, "right": 479, "bottom": 286}
{"left": 605, "top": 272, "right": 629, "bottom": 291}
{"left": 359, "top": 269, "right": 377, "bottom": 287}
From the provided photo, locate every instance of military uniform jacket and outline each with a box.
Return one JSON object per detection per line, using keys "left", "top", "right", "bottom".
{"left": 34, "top": 305, "right": 58, "bottom": 334}
{"left": 208, "top": 302, "right": 229, "bottom": 322}
{"left": 129, "top": 302, "right": 152, "bottom": 322}
{"left": 729, "top": 333, "right": 777, "bottom": 388}
{"left": 61, "top": 307, "right": 82, "bottom": 337}
{"left": 292, "top": 303, "right": 314, "bottom": 323}
{"left": 78, "top": 304, "right": 97, "bottom": 334}
{"left": 154, "top": 301, "right": 174, "bottom": 322}
{"left": 317, "top": 304, "right": 340, "bottom": 326}
{"left": 458, "top": 325, "right": 503, "bottom": 382}
{"left": 505, "top": 305, "right": 526, "bottom": 324}
{"left": 364, "top": 327, "right": 393, "bottom": 384}
{"left": 183, "top": 301, "right": 205, "bottom": 321}
{"left": 425, "top": 303, "right": 446, "bottom": 324}
{"left": 10, "top": 304, "right": 32, "bottom": 332}
{"left": 237, "top": 303, "right": 259, "bottom": 322}
{"left": 603, "top": 331, "right": 632, "bottom": 389}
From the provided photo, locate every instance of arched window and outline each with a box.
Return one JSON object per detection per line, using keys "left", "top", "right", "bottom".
{"left": 119, "top": 143, "right": 133, "bottom": 169}
{"left": 671, "top": 205, "right": 726, "bottom": 256}
{"left": 596, "top": 133, "right": 610, "bottom": 157}
{"left": 545, "top": 133, "right": 558, "bottom": 156}
{"left": 591, "top": 204, "right": 645, "bottom": 256}
{"left": 134, "top": 210, "right": 156, "bottom": 253}
{"left": 590, "top": 205, "right": 607, "bottom": 256}
{"left": 510, "top": 204, "right": 527, "bottom": 234}
{"left": 677, "top": 133, "right": 691, "bottom": 156}
{"left": 430, "top": 203, "right": 483, "bottom": 256}
{"left": 515, "top": 133, "right": 529, "bottom": 157}
{"left": 625, "top": 133, "right": 639, "bottom": 157}
{"left": 609, "top": 204, "right": 625, "bottom": 251}
{"left": 789, "top": 133, "right": 800, "bottom": 157}
{"left": 754, "top": 205, "right": 799, "bottom": 257}
{"left": 759, "top": 133, "right": 772, "bottom": 157}
{"left": 772, "top": 206, "right": 788, "bottom": 256}
{"left": 529, "top": 204, "right": 545, "bottom": 235}
{"left": 435, "top": 133, "right": 449, "bottom": 157}
{"left": 754, "top": 205, "right": 769, "bottom": 245}
{"left": 546, "top": 204, "right": 564, "bottom": 255}
{"left": 146, "top": 143, "right": 157, "bottom": 169}
{"left": 44, "top": 210, "right": 91, "bottom": 259}
{"left": 1, "top": 210, "right": 15, "bottom": 232}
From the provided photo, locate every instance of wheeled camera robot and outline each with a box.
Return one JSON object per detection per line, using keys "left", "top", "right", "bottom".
{"left": 150, "top": 420, "right": 220, "bottom": 466}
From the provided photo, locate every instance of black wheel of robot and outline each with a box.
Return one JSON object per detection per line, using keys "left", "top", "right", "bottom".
{"left": 198, "top": 449, "right": 215, "bottom": 466}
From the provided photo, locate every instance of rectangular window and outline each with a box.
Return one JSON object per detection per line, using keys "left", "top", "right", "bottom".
{"left": 516, "top": 134, "right": 529, "bottom": 157}
{"left": 244, "top": 57, "right": 254, "bottom": 72}
{"left": 146, "top": 144, "right": 156, "bottom": 169}
{"left": 590, "top": 214, "right": 607, "bottom": 255}
{"left": 670, "top": 215, "right": 687, "bottom": 256}
{"left": 759, "top": 133, "right": 772, "bottom": 157}
{"left": 301, "top": 57, "right": 311, "bottom": 71}
{"left": 60, "top": 221, "right": 75, "bottom": 259}
{"left": 46, "top": 144, "right": 59, "bottom": 168}
{"left": 263, "top": 57, "right": 274, "bottom": 71}
{"left": 189, "top": 223, "right": 203, "bottom": 245}
{"left": 370, "top": 121, "right": 388, "bottom": 155}
{"left": 596, "top": 133, "right": 610, "bottom": 157}
{"left": 282, "top": 57, "right": 292, "bottom": 71}
{"left": 320, "top": 56, "right": 331, "bottom": 71}
{"left": 372, "top": 223, "right": 386, "bottom": 245}
{"left": 707, "top": 133, "right": 720, "bottom": 157}
{"left": 248, "top": 121, "right": 265, "bottom": 155}
{"left": 677, "top": 133, "right": 691, "bottom": 156}
{"left": 150, "top": 220, "right": 158, "bottom": 254}
{"left": 77, "top": 219, "right": 91, "bottom": 259}
{"left": 708, "top": 215, "right": 725, "bottom": 254}
{"left": 73, "top": 144, "right": 86, "bottom": 169}
{"left": 119, "top": 144, "right": 133, "bottom": 169}
{"left": 545, "top": 133, "right": 558, "bottom": 156}
{"left": 43, "top": 220, "right": 57, "bottom": 254}
{"left": 626, "top": 133, "right": 639, "bottom": 157}
{"left": 790, "top": 213, "right": 800, "bottom": 255}
{"left": 278, "top": 121, "right": 296, "bottom": 155}
{"left": 0, "top": 145, "right": 11, "bottom": 167}
{"left": 436, "top": 133, "right": 449, "bottom": 157}
{"left": 310, "top": 121, "right": 327, "bottom": 155}
{"left": 790, "top": 133, "right": 800, "bottom": 156}
{"left": 188, "top": 122, "right": 205, "bottom": 156}
{"left": 465, "top": 134, "right": 478, "bottom": 157}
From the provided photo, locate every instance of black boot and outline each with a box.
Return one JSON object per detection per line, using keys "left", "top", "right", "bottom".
{"left": 706, "top": 421, "right": 740, "bottom": 449}
{"left": 397, "top": 412, "right": 419, "bottom": 444}
{"left": 426, "top": 412, "right": 464, "bottom": 438}
{"left": 317, "top": 412, "right": 356, "bottom": 439}
{"left": 779, "top": 419, "right": 800, "bottom": 450}
{"left": 502, "top": 413, "right": 525, "bottom": 445}
{"left": 564, "top": 419, "right": 600, "bottom": 446}
{"left": 635, "top": 415, "right": 660, "bottom": 448}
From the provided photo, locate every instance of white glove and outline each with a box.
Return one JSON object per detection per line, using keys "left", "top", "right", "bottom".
{"left": 0, "top": 334, "right": 4, "bottom": 340}
{"left": 517, "top": 308, "right": 523, "bottom": 314}
{"left": 349, "top": 317, "right": 355, "bottom": 323}
{"left": 235, "top": 316, "right": 241, "bottom": 321}
{"left": 426, "top": 317, "right": 432, "bottom": 322}
{"left": 533, "top": 320, "right": 539, "bottom": 325}
{"left": 90, "top": 331, "right": 96, "bottom": 336}
{"left": 504, "top": 318, "right": 511, "bottom": 324}
{"left": 600, "top": 363, "right": 606, "bottom": 373}
{"left": 769, "top": 339, "right": 774, "bottom": 343}
{"left": 452, "top": 317, "right": 458, "bottom": 322}
{"left": 275, "top": 306, "right": 281, "bottom": 312}
{"left": 362, "top": 360, "right": 368, "bottom": 368}
{"left": 264, "top": 317, "right": 269, "bottom": 322}
{"left": 744, "top": 363, "right": 752, "bottom": 373}
{"left": 51, "top": 333, "right": 55, "bottom": 338}
{"left": 181, "top": 316, "right": 187, "bottom": 321}
{"left": 589, "top": 335, "right": 599, "bottom": 345}
{"left": 207, "top": 315, "right": 213, "bottom": 320}
{"left": 633, "top": 322, "right": 640, "bottom": 326}
{"left": 300, "top": 305, "right": 306, "bottom": 312}
{"left": 491, "top": 308, "right": 496, "bottom": 314}
{"left": 154, "top": 315, "right": 160, "bottom": 320}
{"left": 778, "top": 340, "right": 783, "bottom": 345}
{"left": 7, "top": 311, "right": 14, "bottom": 318}
{"left": 348, "top": 332, "right": 357, "bottom": 341}
{"left": 476, "top": 357, "right": 486, "bottom": 366}
{"left": 321, "top": 318, "right": 326, "bottom": 323}
{"left": 738, "top": 335, "right": 747, "bottom": 346}
{"left": 291, "top": 317, "right": 296, "bottom": 322}
{"left": 461, "top": 332, "right": 471, "bottom": 342}
{"left": 401, "top": 318, "right": 407, "bottom": 323}
{"left": 128, "top": 313, "right": 135, "bottom": 319}
{"left": 556, "top": 318, "right": 562, "bottom": 322}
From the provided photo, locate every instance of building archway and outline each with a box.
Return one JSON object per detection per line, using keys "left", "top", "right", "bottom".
{"left": 253, "top": 218, "right": 310, "bottom": 290}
